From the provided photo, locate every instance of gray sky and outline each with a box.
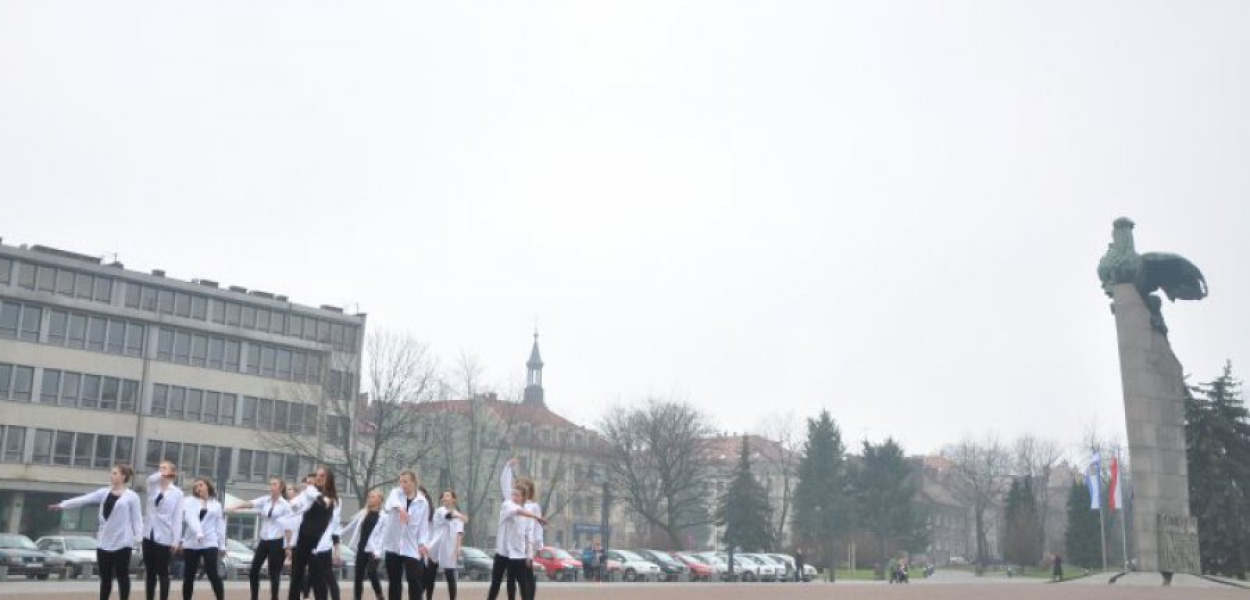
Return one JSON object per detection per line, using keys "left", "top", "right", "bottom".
{"left": 3, "top": 1, "right": 1248, "bottom": 456}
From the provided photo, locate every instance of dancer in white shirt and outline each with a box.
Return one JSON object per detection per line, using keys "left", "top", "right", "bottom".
{"left": 49, "top": 463, "right": 144, "bottom": 600}
{"left": 381, "top": 470, "right": 431, "bottom": 600}
{"left": 341, "top": 489, "right": 386, "bottom": 600}
{"left": 501, "top": 461, "right": 543, "bottom": 600}
{"left": 422, "top": 490, "right": 467, "bottom": 600}
{"left": 142, "top": 461, "right": 183, "bottom": 600}
{"left": 175, "top": 477, "right": 227, "bottom": 600}
{"left": 485, "top": 459, "right": 546, "bottom": 600}
{"left": 288, "top": 467, "right": 343, "bottom": 600}
{"left": 227, "top": 477, "right": 293, "bottom": 600}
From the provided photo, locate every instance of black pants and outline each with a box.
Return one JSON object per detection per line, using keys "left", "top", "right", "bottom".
{"left": 420, "top": 563, "right": 458, "bottom": 600}
{"left": 143, "top": 539, "right": 172, "bottom": 600}
{"left": 505, "top": 560, "right": 535, "bottom": 600}
{"left": 353, "top": 553, "right": 382, "bottom": 600}
{"left": 383, "top": 552, "right": 424, "bottom": 600}
{"left": 182, "top": 548, "right": 224, "bottom": 600}
{"left": 486, "top": 555, "right": 533, "bottom": 600}
{"left": 310, "top": 550, "right": 341, "bottom": 600}
{"left": 97, "top": 547, "right": 133, "bottom": 600}
{"left": 289, "top": 545, "right": 313, "bottom": 600}
{"left": 250, "top": 539, "right": 285, "bottom": 600}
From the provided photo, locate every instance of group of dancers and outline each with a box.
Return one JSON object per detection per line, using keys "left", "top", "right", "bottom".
{"left": 47, "top": 457, "right": 549, "bottom": 600}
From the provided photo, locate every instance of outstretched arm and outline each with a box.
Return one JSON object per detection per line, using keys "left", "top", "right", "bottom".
{"left": 50, "top": 488, "right": 108, "bottom": 511}
{"left": 500, "top": 458, "right": 517, "bottom": 502}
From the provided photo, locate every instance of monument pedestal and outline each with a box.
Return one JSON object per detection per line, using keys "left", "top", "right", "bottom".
{"left": 1111, "top": 283, "right": 1200, "bottom": 579}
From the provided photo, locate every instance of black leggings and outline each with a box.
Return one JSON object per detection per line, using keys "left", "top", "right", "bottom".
{"left": 250, "top": 539, "right": 285, "bottom": 600}
{"left": 182, "top": 548, "right": 224, "bottom": 600}
{"left": 310, "top": 550, "right": 341, "bottom": 600}
{"left": 486, "top": 555, "right": 533, "bottom": 600}
{"left": 97, "top": 547, "right": 133, "bottom": 600}
{"left": 420, "top": 563, "right": 458, "bottom": 600}
{"left": 142, "top": 539, "right": 172, "bottom": 600}
{"left": 384, "top": 552, "right": 425, "bottom": 600}
{"left": 353, "top": 553, "right": 382, "bottom": 600}
{"left": 505, "top": 560, "right": 535, "bottom": 600}
{"left": 289, "top": 545, "right": 312, "bottom": 600}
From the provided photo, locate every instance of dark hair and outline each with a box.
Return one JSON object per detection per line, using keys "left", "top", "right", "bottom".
{"left": 271, "top": 477, "right": 287, "bottom": 497}
{"left": 317, "top": 467, "right": 339, "bottom": 507}
{"left": 195, "top": 477, "right": 217, "bottom": 499}
{"left": 114, "top": 463, "right": 135, "bottom": 484}
{"left": 419, "top": 486, "right": 434, "bottom": 522}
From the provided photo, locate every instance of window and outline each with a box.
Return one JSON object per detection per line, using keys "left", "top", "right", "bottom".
{"left": 2, "top": 426, "right": 24, "bottom": 462}
{"left": 287, "top": 315, "right": 302, "bottom": 337}
{"left": 68, "top": 314, "right": 86, "bottom": 348}
{"left": 157, "top": 289, "right": 173, "bottom": 314}
{"left": 157, "top": 329, "right": 173, "bottom": 360}
{"left": 40, "top": 369, "right": 60, "bottom": 403}
{"left": 86, "top": 316, "right": 106, "bottom": 351}
{"left": 0, "top": 301, "right": 18, "bottom": 338}
{"left": 269, "top": 311, "right": 285, "bottom": 334}
{"left": 151, "top": 384, "right": 169, "bottom": 416}
{"left": 276, "top": 349, "right": 291, "bottom": 380}
{"left": 210, "top": 299, "right": 225, "bottom": 323}
{"left": 18, "top": 305, "right": 40, "bottom": 342}
{"left": 100, "top": 377, "right": 119, "bottom": 410}
{"left": 163, "top": 442, "right": 181, "bottom": 466}
{"left": 169, "top": 386, "right": 186, "bottom": 418}
{"left": 106, "top": 320, "right": 125, "bottom": 353}
{"left": 224, "top": 340, "right": 240, "bottom": 371}
{"left": 306, "top": 354, "right": 322, "bottom": 382}
{"left": 73, "top": 433, "right": 94, "bottom": 467}
{"left": 289, "top": 404, "right": 303, "bottom": 434}
{"left": 80, "top": 375, "right": 100, "bottom": 408}
{"left": 74, "top": 273, "right": 92, "bottom": 299}
{"left": 124, "top": 323, "right": 144, "bottom": 356}
{"left": 33, "top": 429, "right": 52, "bottom": 463}
{"left": 120, "top": 380, "right": 138, "bottom": 412}
{"left": 36, "top": 265, "right": 55, "bottom": 292}
{"left": 190, "top": 295, "right": 207, "bottom": 320}
{"left": 292, "top": 352, "right": 306, "bottom": 381}
{"left": 141, "top": 286, "right": 157, "bottom": 311}
{"left": 260, "top": 346, "right": 276, "bottom": 378}
{"left": 53, "top": 430, "right": 74, "bottom": 465}
{"left": 60, "top": 372, "right": 80, "bottom": 407}
{"left": 116, "top": 437, "right": 132, "bottom": 464}
{"left": 197, "top": 444, "right": 214, "bottom": 476}
{"left": 252, "top": 451, "right": 267, "bottom": 479}
{"left": 56, "top": 269, "right": 74, "bottom": 296}
{"left": 256, "top": 309, "right": 270, "bottom": 331}
{"left": 204, "top": 391, "right": 219, "bottom": 424}
{"left": 220, "top": 394, "right": 236, "bottom": 425}
{"left": 2, "top": 364, "right": 19, "bottom": 399}
{"left": 225, "top": 302, "right": 240, "bottom": 326}
{"left": 17, "top": 263, "right": 36, "bottom": 289}
{"left": 125, "top": 284, "right": 141, "bottom": 308}
{"left": 237, "top": 450, "right": 252, "bottom": 478}
{"left": 145, "top": 441, "right": 162, "bottom": 470}
{"left": 173, "top": 331, "right": 190, "bottom": 364}
{"left": 186, "top": 389, "right": 203, "bottom": 421}
{"left": 93, "top": 277, "right": 112, "bottom": 303}
{"left": 257, "top": 399, "right": 273, "bottom": 430}
{"left": 93, "top": 435, "right": 114, "bottom": 469}
{"left": 190, "top": 334, "right": 207, "bottom": 367}
{"left": 241, "top": 397, "right": 256, "bottom": 427}
{"left": 174, "top": 293, "right": 191, "bottom": 318}
{"left": 245, "top": 343, "right": 260, "bottom": 374}
{"left": 241, "top": 305, "right": 255, "bottom": 329}
{"left": 11, "top": 366, "right": 32, "bottom": 401}
{"left": 48, "top": 310, "right": 67, "bottom": 344}
{"left": 0, "top": 258, "right": 10, "bottom": 284}
{"left": 274, "top": 401, "right": 289, "bottom": 432}
{"left": 303, "top": 406, "right": 317, "bottom": 434}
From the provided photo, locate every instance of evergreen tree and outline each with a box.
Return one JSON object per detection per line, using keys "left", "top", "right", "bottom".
{"left": 1064, "top": 481, "right": 1102, "bottom": 569}
{"left": 852, "top": 438, "right": 929, "bottom": 562}
{"left": 791, "top": 410, "right": 847, "bottom": 571}
{"left": 1002, "top": 476, "right": 1043, "bottom": 570}
{"left": 715, "top": 435, "right": 776, "bottom": 552}
{"left": 1186, "top": 362, "right": 1250, "bottom": 579}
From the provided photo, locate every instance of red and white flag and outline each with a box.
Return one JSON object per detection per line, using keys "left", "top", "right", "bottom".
{"left": 1108, "top": 458, "right": 1122, "bottom": 512}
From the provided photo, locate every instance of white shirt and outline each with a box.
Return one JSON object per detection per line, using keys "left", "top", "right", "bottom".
{"left": 428, "top": 506, "right": 464, "bottom": 568}
{"left": 382, "top": 488, "right": 430, "bottom": 559}
{"left": 145, "top": 472, "right": 184, "bottom": 546}
{"left": 494, "top": 501, "right": 530, "bottom": 560}
{"left": 246, "top": 495, "right": 293, "bottom": 542}
{"left": 57, "top": 488, "right": 143, "bottom": 552}
{"left": 500, "top": 463, "right": 542, "bottom": 557}
{"left": 180, "top": 497, "right": 226, "bottom": 551}
{"left": 343, "top": 510, "right": 388, "bottom": 557}
{"left": 289, "top": 486, "right": 342, "bottom": 554}
{"left": 277, "top": 512, "right": 302, "bottom": 549}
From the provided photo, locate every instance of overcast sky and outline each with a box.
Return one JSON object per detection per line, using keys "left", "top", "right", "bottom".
{"left": 3, "top": 1, "right": 1247, "bottom": 457}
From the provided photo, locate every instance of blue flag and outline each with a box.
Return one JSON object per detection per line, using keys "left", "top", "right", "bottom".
{"left": 1088, "top": 453, "right": 1102, "bottom": 510}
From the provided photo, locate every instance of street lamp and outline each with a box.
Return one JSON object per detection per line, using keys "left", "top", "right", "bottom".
{"left": 591, "top": 465, "right": 611, "bottom": 582}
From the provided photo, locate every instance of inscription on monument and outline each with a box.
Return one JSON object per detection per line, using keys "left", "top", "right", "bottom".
{"left": 1157, "top": 513, "right": 1200, "bottom": 574}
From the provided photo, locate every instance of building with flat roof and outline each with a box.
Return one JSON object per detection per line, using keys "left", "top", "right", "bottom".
{"left": 0, "top": 241, "right": 364, "bottom": 541}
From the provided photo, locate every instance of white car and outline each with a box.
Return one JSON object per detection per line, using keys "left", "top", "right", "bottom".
{"left": 606, "top": 550, "right": 662, "bottom": 582}
{"left": 35, "top": 536, "right": 98, "bottom": 579}
{"left": 221, "top": 539, "right": 254, "bottom": 580}
{"left": 730, "top": 553, "right": 778, "bottom": 582}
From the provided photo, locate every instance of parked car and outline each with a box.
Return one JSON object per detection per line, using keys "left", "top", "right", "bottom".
{"left": 533, "top": 546, "right": 581, "bottom": 581}
{"left": 458, "top": 546, "right": 494, "bottom": 582}
{"left": 694, "top": 552, "right": 732, "bottom": 581}
{"left": 671, "top": 552, "right": 716, "bottom": 581}
{"left": 221, "top": 539, "right": 254, "bottom": 581}
{"left": 766, "top": 553, "right": 815, "bottom": 581}
{"left": 635, "top": 549, "right": 689, "bottom": 581}
{"left": 605, "top": 550, "right": 661, "bottom": 582}
{"left": 730, "top": 553, "right": 778, "bottom": 582}
{"left": 0, "top": 533, "right": 63, "bottom": 580}
{"left": 35, "top": 535, "right": 98, "bottom": 579}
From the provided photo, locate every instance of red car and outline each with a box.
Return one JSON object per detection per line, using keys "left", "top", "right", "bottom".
{"left": 673, "top": 552, "right": 714, "bottom": 582}
{"left": 533, "top": 546, "right": 582, "bottom": 581}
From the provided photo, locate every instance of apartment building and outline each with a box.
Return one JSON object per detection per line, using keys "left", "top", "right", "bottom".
{"left": 0, "top": 242, "right": 364, "bottom": 540}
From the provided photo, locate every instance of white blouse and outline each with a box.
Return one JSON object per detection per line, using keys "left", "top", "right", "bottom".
{"left": 427, "top": 506, "right": 464, "bottom": 568}
{"left": 382, "top": 488, "right": 430, "bottom": 559}
{"left": 179, "top": 498, "right": 226, "bottom": 551}
{"left": 246, "top": 495, "right": 293, "bottom": 542}
{"left": 145, "top": 472, "right": 184, "bottom": 546}
{"left": 57, "top": 488, "right": 143, "bottom": 552}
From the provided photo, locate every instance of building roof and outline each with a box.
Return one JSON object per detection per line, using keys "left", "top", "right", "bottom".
{"left": 526, "top": 332, "right": 544, "bottom": 369}
{"left": 417, "top": 396, "right": 583, "bottom": 431}
{"left": 700, "top": 433, "right": 792, "bottom": 466}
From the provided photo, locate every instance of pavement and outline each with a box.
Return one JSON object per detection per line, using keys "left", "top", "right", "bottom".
{"left": 1, "top": 571, "right": 1247, "bottom": 600}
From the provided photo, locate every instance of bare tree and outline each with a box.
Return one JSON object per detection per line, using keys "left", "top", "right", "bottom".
{"left": 944, "top": 436, "right": 1010, "bottom": 574}
{"left": 1013, "top": 435, "right": 1063, "bottom": 554}
{"left": 264, "top": 330, "right": 440, "bottom": 506}
{"left": 599, "top": 398, "right": 717, "bottom": 550}
{"left": 758, "top": 412, "right": 801, "bottom": 547}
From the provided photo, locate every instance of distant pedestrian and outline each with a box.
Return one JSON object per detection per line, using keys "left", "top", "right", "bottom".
{"left": 1051, "top": 554, "right": 1063, "bottom": 582}
{"left": 793, "top": 547, "right": 805, "bottom": 582}
{"left": 581, "top": 545, "right": 595, "bottom": 581}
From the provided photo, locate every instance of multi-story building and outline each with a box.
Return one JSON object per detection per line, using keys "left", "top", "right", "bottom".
{"left": 0, "top": 242, "right": 364, "bottom": 541}
{"left": 701, "top": 433, "right": 797, "bottom": 550}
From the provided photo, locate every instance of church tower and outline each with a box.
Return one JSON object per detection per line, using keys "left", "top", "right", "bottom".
{"left": 522, "top": 331, "right": 545, "bottom": 406}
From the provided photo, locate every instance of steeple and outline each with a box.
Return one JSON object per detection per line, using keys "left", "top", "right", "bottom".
{"left": 523, "top": 330, "right": 545, "bottom": 406}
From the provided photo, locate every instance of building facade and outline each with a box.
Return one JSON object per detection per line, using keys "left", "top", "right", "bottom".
{"left": 0, "top": 242, "right": 364, "bottom": 541}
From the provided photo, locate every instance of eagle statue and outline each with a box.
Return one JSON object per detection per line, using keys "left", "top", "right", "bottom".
{"left": 1097, "top": 217, "right": 1208, "bottom": 335}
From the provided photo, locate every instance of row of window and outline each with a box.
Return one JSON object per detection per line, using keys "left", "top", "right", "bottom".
{"left": 40, "top": 369, "right": 140, "bottom": 412}
{"left": 143, "top": 439, "right": 234, "bottom": 480}
{"left": 0, "top": 425, "right": 23, "bottom": 462}
{"left": 23, "top": 428, "right": 136, "bottom": 468}
{"left": 124, "top": 281, "right": 358, "bottom": 353}
{"left": 0, "top": 300, "right": 42, "bottom": 341}
{"left": 155, "top": 327, "right": 323, "bottom": 383}
{"left": 238, "top": 396, "right": 318, "bottom": 435}
{"left": 0, "top": 363, "right": 34, "bottom": 401}
{"left": 150, "top": 384, "right": 238, "bottom": 426}
{"left": 47, "top": 310, "right": 146, "bottom": 356}
{"left": 13, "top": 261, "right": 114, "bottom": 304}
